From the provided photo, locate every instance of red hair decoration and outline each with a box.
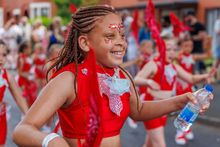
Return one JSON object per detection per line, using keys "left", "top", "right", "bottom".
{"left": 169, "top": 12, "right": 191, "bottom": 37}
{"left": 69, "top": 3, "right": 77, "bottom": 13}
{"left": 131, "top": 10, "right": 139, "bottom": 44}
{"left": 145, "top": 0, "right": 166, "bottom": 76}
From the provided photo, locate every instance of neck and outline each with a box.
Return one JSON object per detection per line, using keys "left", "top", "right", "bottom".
{"left": 96, "top": 63, "right": 117, "bottom": 77}
{"left": 96, "top": 62, "right": 116, "bottom": 69}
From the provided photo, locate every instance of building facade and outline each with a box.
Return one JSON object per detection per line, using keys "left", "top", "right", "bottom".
{"left": 198, "top": 0, "right": 220, "bottom": 35}
{"left": 101, "top": 0, "right": 220, "bottom": 35}
{"left": 0, "top": 0, "right": 57, "bottom": 27}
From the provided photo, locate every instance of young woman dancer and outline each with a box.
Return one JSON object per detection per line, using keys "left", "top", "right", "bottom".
{"left": 13, "top": 5, "right": 211, "bottom": 147}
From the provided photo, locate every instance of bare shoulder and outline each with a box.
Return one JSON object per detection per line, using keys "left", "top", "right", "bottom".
{"left": 39, "top": 71, "right": 76, "bottom": 108}
{"left": 48, "top": 71, "right": 76, "bottom": 91}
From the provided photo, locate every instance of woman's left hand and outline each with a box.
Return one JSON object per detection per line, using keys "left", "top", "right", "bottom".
{"left": 199, "top": 93, "right": 214, "bottom": 114}
{"left": 185, "top": 92, "right": 214, "bottom": 115}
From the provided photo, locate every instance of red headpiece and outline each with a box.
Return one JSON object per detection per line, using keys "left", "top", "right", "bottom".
{"left": 145, "top": 0, "right": 166, "bottom": 75}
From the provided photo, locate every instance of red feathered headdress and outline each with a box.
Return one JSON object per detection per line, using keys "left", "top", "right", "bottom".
{"left": 69, "top": 3, "right": 77, "bottom": 13}
{"left": 145, "top": 0, "right": 166, "bottom": 75}
{"left": 169, "top": 12, "right": 191, "bottom": 37}
{"left": 131, "top": 10, "right": 139, "bottom": 44}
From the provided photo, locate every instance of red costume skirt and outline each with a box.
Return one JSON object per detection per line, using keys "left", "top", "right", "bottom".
{"left": 143, "top": 115, "right": 167, "bottom": 130}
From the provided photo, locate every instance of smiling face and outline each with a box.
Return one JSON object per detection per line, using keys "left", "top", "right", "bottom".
{"left": 87, "top": 13, "right": 127, "bottom": 68}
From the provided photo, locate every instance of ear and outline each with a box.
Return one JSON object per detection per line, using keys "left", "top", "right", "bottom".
{"left": 78, "top": 35, "right": 90, "bottom": 52}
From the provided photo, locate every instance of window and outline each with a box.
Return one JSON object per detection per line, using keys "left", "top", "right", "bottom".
{"left": 206, "top": 9, "right": 220, "bottom": 36}
{"left": 29, "top": 2, "right": 51, "bottom": 19}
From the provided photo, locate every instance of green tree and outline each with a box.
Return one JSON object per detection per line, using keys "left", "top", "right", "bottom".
{"left": 81, "top": 0, "right": 100, "bottom": 6}
{"left": 54, "top": 0, "right": 81, "bottom": 25}
{"left": 54, "top": 0, "right": 101, "bottom": 25}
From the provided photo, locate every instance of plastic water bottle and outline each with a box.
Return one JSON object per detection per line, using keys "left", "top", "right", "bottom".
{"left": 174, "top": 84, "right": 213, "bottom": 131}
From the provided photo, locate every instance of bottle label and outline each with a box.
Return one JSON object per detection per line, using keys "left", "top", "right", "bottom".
{"left": 179, "top": 105, "right": 198, "bottom": 123}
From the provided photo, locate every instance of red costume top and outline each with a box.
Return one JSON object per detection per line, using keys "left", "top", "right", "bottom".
{"left": 17, "top": 53, "right": 33, "bottom": 87}
{"left": 144, "top": 59, "right": 177, "bottom": 130}
{"left": 147, "top": 59, "right": 177, "bottom": 96}
{"left": 34, "top": 54, "right": 46, "bottom": 79}
{"left": 51, "top": 62, "right": 131, "bottom": 139}
{"left": 176, "top": 53, "right": 194, "bottom": 94}
{"left": 178, "top": 53, "right": 194, "bottom": 73}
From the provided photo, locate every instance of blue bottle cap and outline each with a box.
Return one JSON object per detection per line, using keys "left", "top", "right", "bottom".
{"left": 204, "top": 84, "right": 213, "bottom": 92}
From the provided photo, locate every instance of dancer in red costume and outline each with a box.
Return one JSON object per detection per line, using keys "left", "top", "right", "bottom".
{"left": 33, "top": 43, "right": 47, "bottom": 91}
{"left": 138, "top": 40, "right": 157, "bottom": 95}
{"left": 127, "top": 40, "right": 156, "bottom": 129}
{"left": 17, "top": 42, "right": 38, "bottom": 107}
{"left": 13, "top": 5, "right": 212, "bottom": 147}
{"left": 176, "top": 38, "right": 211, "bottom": 96}
{"left": 0, "top": 40, "right": 28, "bottom": 147}
{"left": 175, "top": 37, "right": 211, "bottom": 145}
{"left": 134, "top": 39, "right": 211, "bottom": 147}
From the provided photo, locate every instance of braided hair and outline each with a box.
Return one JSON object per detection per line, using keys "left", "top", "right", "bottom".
{"left": 46, "top": 5, "right": 116, "bottom": 79}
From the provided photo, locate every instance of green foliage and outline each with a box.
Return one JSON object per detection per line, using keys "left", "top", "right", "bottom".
{"left": 81, "top": 0, "right": 100, "bottom": 6}
{"left": 54, "top": 0, "right": 81, "bottom": 25}
{"left": 54, "top": 0, "right": 100, "bottom": 25}
{"left": 29, "top": 16, "right": 52, "bottom": 28}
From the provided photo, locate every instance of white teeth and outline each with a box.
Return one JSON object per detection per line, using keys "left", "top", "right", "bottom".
{"left": 111, "top": 51, "right": 123, "bottom": 55}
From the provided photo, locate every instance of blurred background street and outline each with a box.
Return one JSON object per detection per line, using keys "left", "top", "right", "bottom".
{"left": 1, "top": 0, "right": 220, "bottom": 146}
